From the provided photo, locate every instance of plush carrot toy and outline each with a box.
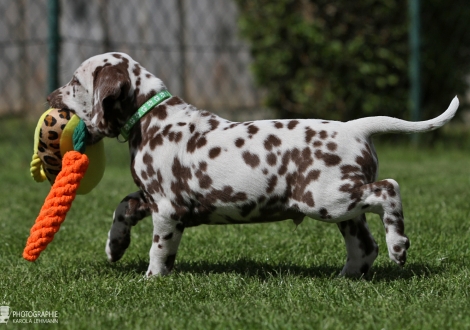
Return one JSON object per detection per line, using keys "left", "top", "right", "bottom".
{"left": 23, "top": 109, "right": 105, "bottom": 261}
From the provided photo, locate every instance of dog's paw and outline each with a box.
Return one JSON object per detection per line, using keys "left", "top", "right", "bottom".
{"left": 145, "top": 266, "right": 171, "bottom": 277}
{"left": 105, "top": 231, "right": 130, "bottom": 262}
{"left": 387, "top": 235, "right": 410, "bottom": 266}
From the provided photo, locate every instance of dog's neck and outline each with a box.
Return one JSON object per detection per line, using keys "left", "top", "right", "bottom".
{"left": 120, "top": 90, "right": 172, "bottom": 141}
{"left": 133, "top": 73, "right": 168, "bottom": 109}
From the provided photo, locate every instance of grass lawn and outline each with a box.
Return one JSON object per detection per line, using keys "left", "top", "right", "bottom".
{"left": 0, "top": 118, "right": 469, "bottom": 329}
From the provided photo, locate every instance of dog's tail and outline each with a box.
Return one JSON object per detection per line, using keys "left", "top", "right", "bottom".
{"left": 346, "top": 97, "right": 459, "bottom": 136}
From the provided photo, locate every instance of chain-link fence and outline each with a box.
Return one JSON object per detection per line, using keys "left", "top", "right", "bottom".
{"left": 0, "top": 0, "right": 265, "bottom": 119}
{"left": 1, "top": 0, "right": 469, "bottom": 123}
{"left": 0, "top": 0, "right": 49, "bottom": 115}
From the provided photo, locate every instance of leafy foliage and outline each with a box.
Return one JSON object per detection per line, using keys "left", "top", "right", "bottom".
{"left": 236, "top": 0, "right": 469, "bottom": 121}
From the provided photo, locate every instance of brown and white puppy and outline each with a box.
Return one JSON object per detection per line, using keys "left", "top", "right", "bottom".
{"left": 48, "top": 52, "right": 459, "bottom": 277}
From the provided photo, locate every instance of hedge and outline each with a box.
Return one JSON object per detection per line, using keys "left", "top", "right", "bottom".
{"left": 236, "top": 0, "right": 469, "bottom": 123}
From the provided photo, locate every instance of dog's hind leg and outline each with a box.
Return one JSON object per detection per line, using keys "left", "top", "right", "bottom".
{"left": 337, "top": 214, "right": 379, "bottom": 277}
{"left": 106, "top": 190, "right": 151, "bottom": 262}
{"left": 361, "top": 179, "right": 410, "bottom": 267}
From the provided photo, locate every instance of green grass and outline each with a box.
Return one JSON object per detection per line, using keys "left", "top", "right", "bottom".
{"left": 0, "top": 118, "right": 469, "bottom": 329}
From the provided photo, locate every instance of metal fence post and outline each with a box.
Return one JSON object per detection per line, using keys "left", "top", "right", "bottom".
{"left": 48, "top": 0, "right": 60, "bottom": 95}
{"left": 409, "top": 0, "right": 421, "bottom": 143}
{"left": 177, "top": 0, "right": 187, "bottom": 100}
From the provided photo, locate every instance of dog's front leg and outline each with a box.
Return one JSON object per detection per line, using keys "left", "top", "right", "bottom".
{"left": 106, "top": 190, "right": 151, "bottom": 262}
{"left": 146, "top": 200, "right": 185, "bottom": 276}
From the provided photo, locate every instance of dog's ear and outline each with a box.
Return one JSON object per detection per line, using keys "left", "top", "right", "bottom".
{"left": 91, "top": 65, "right": 131, "bottom": 128}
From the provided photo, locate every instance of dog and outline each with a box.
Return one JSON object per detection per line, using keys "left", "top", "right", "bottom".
{"left": 47, "top": 52, "right": 459, "bottom": 277}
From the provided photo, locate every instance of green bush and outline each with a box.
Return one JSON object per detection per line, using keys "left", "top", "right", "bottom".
{"left": 236, "top": 0, "right": 469, "bottom": 122}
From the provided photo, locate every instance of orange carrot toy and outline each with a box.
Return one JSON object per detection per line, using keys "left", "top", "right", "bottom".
{"left": 23, "top": 151, "right": 89, "bottom": 261}
{"left": 23, "top": 109, "right": 105, "bottom": 261}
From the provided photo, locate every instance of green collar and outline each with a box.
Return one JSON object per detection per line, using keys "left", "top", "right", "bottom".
{"left": 119, "top": 90, "right": 172, "bottom": 141}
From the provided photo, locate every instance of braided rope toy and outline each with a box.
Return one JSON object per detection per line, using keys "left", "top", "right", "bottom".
{"left": 24, "top": 109, "right": 105, "bottom": 261}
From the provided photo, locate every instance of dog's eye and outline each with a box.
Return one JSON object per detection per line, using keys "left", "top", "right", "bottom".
{"left": 71, "top": 76, "right": 80, "bottom": 85}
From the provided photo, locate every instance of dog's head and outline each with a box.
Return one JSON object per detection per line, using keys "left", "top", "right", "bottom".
{"left": 47, "top": 52, "right": 166, "bottom": 142}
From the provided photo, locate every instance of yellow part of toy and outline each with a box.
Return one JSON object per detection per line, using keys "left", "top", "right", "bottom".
{"left": 31, "top": 108, "right": 105, "bottom": 195}
{"left": 31, "top": 108, "right": 55, "bottom": 182}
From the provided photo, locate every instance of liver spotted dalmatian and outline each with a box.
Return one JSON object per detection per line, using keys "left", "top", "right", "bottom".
{"left": 48, "top": 52, "right": 459, "bottom": 277}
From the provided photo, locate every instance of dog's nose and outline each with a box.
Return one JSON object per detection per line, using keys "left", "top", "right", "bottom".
{"left": 47, "top": 90, "right": 58, "bottom": 103}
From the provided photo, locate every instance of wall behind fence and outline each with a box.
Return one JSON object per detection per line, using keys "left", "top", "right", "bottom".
{"left": 0, "top": 0, "right": 264, "bottom": 117}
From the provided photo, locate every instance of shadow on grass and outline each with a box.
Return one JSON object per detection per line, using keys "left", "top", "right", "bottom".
{"left": 106, "top": 257, "right": 447, "bottom": 282}
{"left": 176, "top": 259, "right": 339, "bottom": 279}
{"left": 368, "top": 262, "right": 448, "bottom": 282}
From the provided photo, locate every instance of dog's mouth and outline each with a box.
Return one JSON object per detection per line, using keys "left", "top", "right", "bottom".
{"left": 86, "top": 132, "right": 104, "bottom": 145}
{"left": 47, "top": 89, "right": 66, "bottom": 109}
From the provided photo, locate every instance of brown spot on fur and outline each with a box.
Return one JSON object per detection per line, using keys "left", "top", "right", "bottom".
{"left": 264, "top": 134, "right": 282, "bottom": 151}
{"left": 274, "top": 122, "right": 284, "bottom": 129}
{"left": 162, "top": 124, "right": 172, "bottom": 136}
{"left": 305, "top": 128, "right": 316, "bottom": 143}
{"left": 187, "top": 133, "right": 207, "bottom": 153}
{"left": 199, "top": 161, "right": 208, "bottom": 172}
{"left": 266, "top": 175, "right": 278, "bottom": 193}
{"left": 355, "top": 144, "right": 377, "bottom": 183}
{"left": 247, "top": 124, "right": 259, "bottom": 136}
{"left": 163, "top": 233, "right": 174, "bottom": 240}
{"left": 320, "top": 208, "right": 332, "bottom": 219}
{"left": 327, "top": 142, "right": 338, "bottom": 151}
{"left": 302, "top": 192, "right": 314, "bottom": 207}
{"left": 195, "top": 167, "right": 213, "bottom": 189}
{"left": 173, "top": 131, "right": 183, "bottom": 143}
{"left": 133, "top": 64, "right": 141, "bottom": 76}
{"left": 235, "top": 138, "right": 245, "bottom": 148}
{"left": 171, "top": 157, "right": 193, "bottom": 204}
{"left": 209, "top": 147, "right": 221, "bottom": 159}
{"left": 287, "top": 120, "right": 299, "bottom": 130}
{"left": 339, "top": 183, "right": 365, "bottom": 213}
{"left": 150, "top": 134, "right": 164, "bottom": 150}
{"left": 154, "top": 104, "right": 168, "bottom": 120}
{"left": 314, "top": 150, "right": 341, "bottom": 166}
{"left": 384, "top": 217, "right": 394, "bottom": 226}
{"left": 266, "top": 153, "right": 277, "bottom": 166}
{"left": 242, "top": 151, "right": 260, "bottom": 168}
{"left": 166, "top": 96, "right": 184, "bottom": 106}
{"left": 284, "top": 166, "right": 319, "bottom": 207}
{"left": 209, "top": 119, "right": 220, "bottom": 130}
